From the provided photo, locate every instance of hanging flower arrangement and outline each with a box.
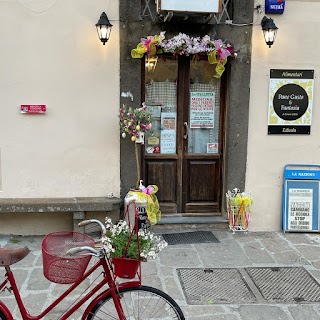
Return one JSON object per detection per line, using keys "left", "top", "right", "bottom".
{"left": 131, "top": 31, "right": 234, "bottom": 78}
{"left": 119, "top": 104, "right": 153, "bottom": 188}
{"left": 119, "top": 104, "right": 153, "bottom": 142}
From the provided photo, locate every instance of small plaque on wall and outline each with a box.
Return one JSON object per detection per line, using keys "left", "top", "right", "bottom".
{"left": 21, "top": 105, "right": 46, "bottom": 114}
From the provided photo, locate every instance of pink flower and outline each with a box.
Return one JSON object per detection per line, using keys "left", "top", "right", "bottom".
{"left": 141, "top": 36, "right": 155, "bottom": 55}
{"left": 214, "top": 40, "right": 231, "bottom": 63}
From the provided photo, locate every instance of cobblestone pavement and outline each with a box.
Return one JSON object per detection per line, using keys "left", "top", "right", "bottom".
{"left": 1, "top": 228, "right": 320, "bottom": 319}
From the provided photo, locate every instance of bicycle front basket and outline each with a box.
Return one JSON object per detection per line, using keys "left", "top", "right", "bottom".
{"left": 42, "top": 231, "right": 95, "bottom": 284}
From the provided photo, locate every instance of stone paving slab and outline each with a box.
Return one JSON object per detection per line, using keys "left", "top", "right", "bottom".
{"left": 1, "top": 231, "right": 320, "bottom": 319}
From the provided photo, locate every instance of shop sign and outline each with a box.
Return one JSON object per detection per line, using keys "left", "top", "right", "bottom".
{"left": 21, "top": 105, "right": 46, "bottom": 114}
{"left": 265, "top": 0, "right": 285, "bottom": 14}
{"left": 190, "top": 92, "right": 215, "bottom": 128}
{"left": 268, "top": 69, "right": 314, "bottom": 134}
{"left": 157, "top": 0, "right": 222, "bottom": 13}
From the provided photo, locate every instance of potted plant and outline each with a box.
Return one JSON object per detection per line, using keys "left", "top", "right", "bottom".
{"left": 102, "top": 218, "right": 167, "bottom": 278}
{"left": 226, "top": 188, "right": 253, "bottom": 232}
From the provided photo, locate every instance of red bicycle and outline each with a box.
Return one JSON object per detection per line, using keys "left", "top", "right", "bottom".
{"left": 0, "top": 218, "right": 185, "bottom": 319}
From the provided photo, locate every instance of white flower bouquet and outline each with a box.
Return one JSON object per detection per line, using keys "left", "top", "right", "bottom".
{"left": 101, "top": 218, "right": 167, "bottom": 261}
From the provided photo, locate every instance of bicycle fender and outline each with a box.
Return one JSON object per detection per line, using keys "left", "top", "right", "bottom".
{"left": 0, "top": 301, "right": 14, "bottom": 320}
{"left": 81, "top": 281, "right": 141, "bottom": 320}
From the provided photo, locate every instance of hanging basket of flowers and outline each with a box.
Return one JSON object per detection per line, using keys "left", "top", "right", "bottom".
{"left": 226, "top": 188, "right": 253, "bottom": 233}
{"left": 102, "top": 217, "right": 168, "bottom": 279}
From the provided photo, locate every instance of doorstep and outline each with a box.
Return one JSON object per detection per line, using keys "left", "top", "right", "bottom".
{"left": 152, "top": 215, "right": 228, "bottom": 232}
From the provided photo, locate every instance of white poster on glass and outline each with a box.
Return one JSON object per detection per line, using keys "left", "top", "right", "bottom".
{"left": 160, "top": 130, "right": 176, "bottom": 154}
{"left": 288, "top": 188, "right": 313, "bottom": 231}
{"left": 190, "top": 92, "right": 215, "bottom": 128}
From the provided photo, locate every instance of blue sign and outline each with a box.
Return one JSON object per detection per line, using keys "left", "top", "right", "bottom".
{"left": 282, "top": 164, "right": 320, "bottom": 232}
{"left": 284, "top": 169, "right": 320, "bottom": 180}
{"left": 265, "top": 0, "right": 285, "bottom": 14}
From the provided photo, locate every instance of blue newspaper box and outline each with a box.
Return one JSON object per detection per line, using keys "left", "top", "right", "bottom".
{"left": 282, "top": 164, "right": 320, "bottom": 232}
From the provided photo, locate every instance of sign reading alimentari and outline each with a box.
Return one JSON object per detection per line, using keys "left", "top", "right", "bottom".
{"left": 268, "top": 69, "right": 314, "bottom": 134}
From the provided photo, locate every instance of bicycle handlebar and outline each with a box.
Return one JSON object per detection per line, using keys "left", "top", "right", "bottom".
{"left": 78, "top": 219, "right": 107, "bottom": 235}
{"left": 67, "top": 246, "right": 101, "bottom": 257}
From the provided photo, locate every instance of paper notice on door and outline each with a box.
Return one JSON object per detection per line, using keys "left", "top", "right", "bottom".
{"left": 160, "top": 130, "right": 176, "bottom": 154}
{"left": 161, "top": 112, "right": 176, "bottom": 130}
{"left": 190, "top": 92, "right": 215, "bottom": 128}
{"left": 207, "top": 143, "right": 218, "bottom": 153}
{"left": 147, "top": 105, "right": 162, "bottom": 118}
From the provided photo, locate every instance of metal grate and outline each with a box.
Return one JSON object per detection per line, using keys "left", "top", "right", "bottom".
{"left": 246, "top": 267, "right": 320, "bottom": 303}
{"left": 177, "top": 268, "right": 257, "bottom": 304}
{"left": 162, "top": 231, "right": 219, "bottom": 245}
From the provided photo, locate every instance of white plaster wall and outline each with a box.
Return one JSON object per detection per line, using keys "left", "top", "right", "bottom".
{"left": 247, "top": 0, "right": 320, "bottom": 230}
{"left": 0, "top": 0, "right": 120, "bottom": 197}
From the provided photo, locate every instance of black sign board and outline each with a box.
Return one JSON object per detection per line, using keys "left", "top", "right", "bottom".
{"left": 268, "top": 69, "right": 314, "bottom": 134}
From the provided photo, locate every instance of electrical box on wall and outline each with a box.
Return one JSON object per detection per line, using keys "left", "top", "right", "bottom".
{"left": 157, "top": 0, "right": 222, "bottom": 14}
{"left": 265, "top": 0, "right": 285, "bottom": 14}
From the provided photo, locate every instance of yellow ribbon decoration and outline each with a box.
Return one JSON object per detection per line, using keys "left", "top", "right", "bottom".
{"left": 127, "top": 186, "right": 161, "bottom": 225}
{"left": 131, "top": 43, "right": 147, "bottom": 58}
{"left": 148, "top": 43, "right": 157, "bottom": 56}
{"left": 214, "top": 63, "right": 225, "bottom": 78}
{"left": 208, "top": 51, "right": 227, "bottom": 78}
{"left": 208, "top": 50, "right": 217, "bottom": 64}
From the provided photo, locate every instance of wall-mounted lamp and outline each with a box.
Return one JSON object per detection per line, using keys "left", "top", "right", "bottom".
{"left": 261, "top": 16, "right": 278, "bottom": 48}
{"left": 145, "top": 56, "right": 158, "bottom": 73}
{"left": 96, "top": 12, "right": 113, "bottom": 45}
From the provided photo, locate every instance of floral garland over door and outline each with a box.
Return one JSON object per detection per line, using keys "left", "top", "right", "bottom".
{"left": 131, "top": 32, "right": 234, "bottom": 78}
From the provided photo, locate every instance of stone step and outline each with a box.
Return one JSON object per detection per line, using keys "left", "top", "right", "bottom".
{"left": 151, "top": 216, "right": 228, "bottom": 232}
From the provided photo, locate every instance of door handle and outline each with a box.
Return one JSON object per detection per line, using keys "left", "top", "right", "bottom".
{"left": 183, "top": 122, "right": 188, "bottom": 140}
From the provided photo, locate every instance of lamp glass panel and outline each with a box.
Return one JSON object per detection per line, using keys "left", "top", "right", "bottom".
{"left": 264, "top": 29, "right": 277, "bottom": 43}
{"left": 96, "top": 25, "right": 112, "bottom": 41}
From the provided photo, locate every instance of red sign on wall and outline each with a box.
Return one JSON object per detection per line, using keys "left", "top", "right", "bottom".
{"left": 21, "top": 105, "right": 46, "bottom": 114}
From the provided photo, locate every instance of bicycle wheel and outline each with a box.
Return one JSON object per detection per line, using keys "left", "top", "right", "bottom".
{"left": 86, "top": 285, "right": 185, "bottom": 319}
{"left": 0, "top": 310, "right": 7, "bottom": 320}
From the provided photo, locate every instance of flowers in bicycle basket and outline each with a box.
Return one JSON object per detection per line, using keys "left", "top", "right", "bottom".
{"left": 226, "top": 188, "right": 253, "bottom": 209}
{"left": 102, "top": 218, "right": 168, "bottom": 260}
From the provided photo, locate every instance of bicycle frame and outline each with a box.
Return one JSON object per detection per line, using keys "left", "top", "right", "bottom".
{"left": 0, "top": 256, "right": 141, "bottom": 320}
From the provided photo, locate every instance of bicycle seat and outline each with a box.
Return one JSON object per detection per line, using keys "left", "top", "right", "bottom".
{"left": 0, "top": 247, "right": 30, "bottom": 266}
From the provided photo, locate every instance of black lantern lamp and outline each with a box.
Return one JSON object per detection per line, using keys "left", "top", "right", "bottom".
{"left": 96, "top": 12, "right": 113, "bottom": 45}
{"left": 261, "top": 16, "right": 278, "bottom": 48}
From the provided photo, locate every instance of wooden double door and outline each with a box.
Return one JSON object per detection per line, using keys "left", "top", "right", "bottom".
{"left": 142, "top": 56, "right": 225, "bottom": 216}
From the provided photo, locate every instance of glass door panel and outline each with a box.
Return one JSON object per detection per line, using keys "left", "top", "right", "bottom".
{"left": 144, "top": 57, "right": 178, "bottom": 155}
{"left": 188, "top": 61, "right": 221, "bottom": 155}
